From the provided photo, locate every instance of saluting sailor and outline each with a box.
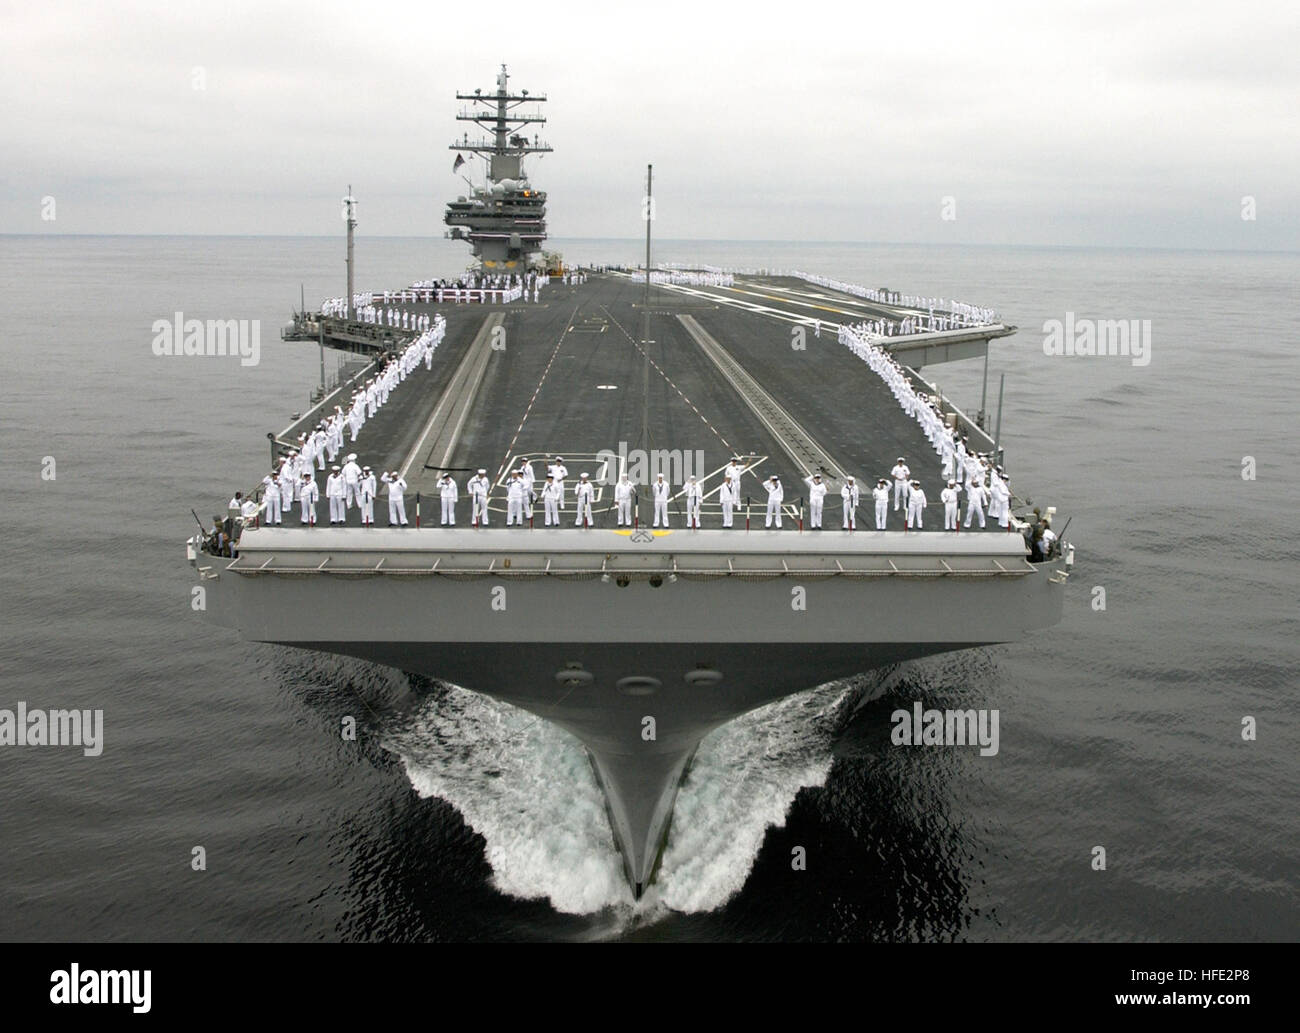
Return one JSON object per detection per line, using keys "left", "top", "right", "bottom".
{"left": 763, "top": 475, "right": 784, "bottom": 528}
{"left": 549, "top": 456, "right": 568, "bottom": 510}
{"left": 804, "top": 472, "right": 827, "bottom": 528}
{"left": 341, "top": 454, "right": 363, "bottom": 509}
{"left": 614, "top": 474, "right": 635, "bottom": 526}
{"left": 519, "top": 460, "right": 536, "bottom": 519}
{"left": 439, "top": 473, "right": 458, "bottom": 526}
{"left": 684, "top": 475, "right": 703, "bottom": 528}
{"left": 381, "top": 471, "right": 409, "bottom": 527}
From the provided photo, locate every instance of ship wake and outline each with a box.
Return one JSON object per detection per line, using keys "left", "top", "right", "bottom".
{"left": 382, "top": 673, "right": 886, "bottom": 917}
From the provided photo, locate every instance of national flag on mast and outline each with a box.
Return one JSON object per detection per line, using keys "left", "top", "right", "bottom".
{"left": 452, "top": 154, "right": 465, "bottom": 173}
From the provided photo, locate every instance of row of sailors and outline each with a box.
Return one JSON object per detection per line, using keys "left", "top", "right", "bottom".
{"left": 798, "top": 272, "right": 997, "bottom": 326}
{"left": 320, "top": 274, "right": 551, "bottom": 317}
{"left": 559, "top": 271, "right": 587, "bottom": 285}
{"left": 356, "top": 307, "right": 436, "bottom": 330}
{"left": 385, "top": 457, "right": 1008, "bottom": 531}
{"left": 857, "top": 311, "right": 981, "bottom": 337}
{"left": 647, "top": 270, "right": 735, "bottom": 287}
{"left": 251, "top": 461, "right": 412, "bottom": 527}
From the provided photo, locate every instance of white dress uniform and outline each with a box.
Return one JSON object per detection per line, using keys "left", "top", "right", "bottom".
{"left": 278, "top": 459, "right": 295, "bottom": 511}
{"left": 262, "top": 474, "right": 281, "bottom": 524}
{"left": 652, "top": 477, "right": 670, "bottom": 527}
{"left": 684, "top": 478, "right": 703, "bottom": 528}
{"left": 891, "top": 462, "right": 911, "bottom": 510}
{"left": 839, "top": 480, "right": 860, "bottom": 529}
{"left": 542, "top": 479, "right": 561, "bottom": 525}
{"left": 804, "top": 476, "right": 827, "bottom": 528}
{"left": 381, "top": 473, "right": 408, "bottom": 526}
{"left": 724, "top": 461, "right": 744, "bottom": 489}
{"left": 574, "top": 478, "right": 594, "bottom": 526}
{"left": 506, "top": 476, "right": 527, "bottom": 525}
{"left": 941, "top": 485, "right": 960, "bottom": 529}
{"left": 359, "top": 471, "right": 376, "bottom": 526}
{"left": 341, "top": 458, "right": 363, "bottom": 508}
{"left": 964, "top": 482, "right": 988, "bottom": 528}
{"left": 299, "top": 477, "right": 319, "bottom": 525}
{"left": 614, "top": 477, "right": 634, "bottom": 525}
{"left": 326, "top": 471, "right": 346, "bottom": 524}
{"left": 763, "top": 478, "right": 784, "bottom": 527}
{"left": 468, "top": 473, "right": 490, "bottom": 526}
{"left": 995, "top": 478, "right": 1012, "bottom": 528}
{"left": 439, "top": 476, "right": 458, "bottom": 525}
{"left": 519, "top": 462, "right": 536, "bottom": 518}
{"left": 907, "top": 485, "right": 927, "bottom": 528}
{"left": 549, "top": 462, "right": 568, "bottom": 509}
{"left": 872, "top": 482, "right": 889, "bottom": 529}
{"left": 719, "top": 478, "right": 736, "bottom": 527}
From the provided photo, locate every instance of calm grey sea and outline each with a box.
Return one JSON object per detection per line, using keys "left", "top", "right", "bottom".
{"left": 0, "top": 235, "right": 1295, "bottom": 941}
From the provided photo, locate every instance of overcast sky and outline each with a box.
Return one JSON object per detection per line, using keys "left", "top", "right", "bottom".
{"left": 3, "top": 0, "right": 1297, "bottom": 248}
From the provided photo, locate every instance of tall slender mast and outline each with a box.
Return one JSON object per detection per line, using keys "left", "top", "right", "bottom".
{"left": 343, "top": 186, "right": 357, "bottom": 320}
{"left": 641, "top": 164, "right": 653, "bottom": 451}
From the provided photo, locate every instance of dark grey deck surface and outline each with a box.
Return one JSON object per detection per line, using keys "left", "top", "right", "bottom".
{"left": 257, "top": 274, "right": 999, "bottom": 533}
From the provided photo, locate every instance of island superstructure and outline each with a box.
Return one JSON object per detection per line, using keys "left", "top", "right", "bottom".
{"left": 193, "top": 67, "right": 1074, "bottom": 900}
{"left": 444, "top": 63, "right": 550, "bottom": 270}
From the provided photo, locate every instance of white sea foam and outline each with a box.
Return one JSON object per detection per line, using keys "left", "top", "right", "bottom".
{"left": 383, "top": 675, "right": 884, "bottom": 918}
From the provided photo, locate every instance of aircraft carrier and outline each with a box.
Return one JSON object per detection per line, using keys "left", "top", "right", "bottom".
{"left": 189, "top": 65, "right": 1073, "bottom": 900}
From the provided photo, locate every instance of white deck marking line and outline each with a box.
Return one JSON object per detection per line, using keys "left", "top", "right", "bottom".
{"left": 496, "top": 303, "right": 581, "bottom": 480}
{"left": 599, "top": 305, "right": 733, "bottom": 453}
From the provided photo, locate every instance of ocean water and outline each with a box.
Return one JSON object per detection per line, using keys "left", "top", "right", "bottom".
{"left": 0, "top": 235, "right": 1295, "bottom": 941}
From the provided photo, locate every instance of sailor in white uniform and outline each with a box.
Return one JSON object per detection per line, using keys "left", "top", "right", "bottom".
{"left": 549, "top": 457, "right": 568, "bottom": 510}
{"left": 842, "top": 476, "right": 861, "bottom": 529}
{"left": 341, "top": 454, "right": 363, "bottom": 509}
{"left": 326, "top": 466, "right": 346, "bottom": 524}
{"left": 359, "top": 466, "right": 376, "bottom": 527}
{"left": 891, "top": 458, "right": 911, "bottom": 511}
{"left": 719, "top": 475, "right": 736, "bottom": 528}
{"left": 725, "top": 457, "right": 745, "bottom": 489}
{"left": 381, "top": 471, "right": 408, "bottom": 527}
{"left": 506, "top": 472, "right": 527, "bottom": 526}
{"left": 804, "top": 472, "right": 826, "bottom": 528}
{"left": 964, "top": 478, "right": 988, "bottom": 528}
{"left": 763, "top": 475, "right": 784, "bottom": 528}
{"left": 262, "top": 470, "right": 282, "bottom": 525}
{"left": 519, "top": 460, "right": 536, "bottom": 519}
{"left": 574, "top": 472, "right": 594, "bottom": 527}
{"left": 872, "top": 478, "right": 889, "bottom": 529}
{"left": 614, "top": 474, "right": 634, "bottom": 526}
{"left": 684, "top": 475, "right": 703, "bottom": 528}
{"left": 542, "top": 474, "right": 561, "bottom": 526}
{"left": 941, "top": 480, "right": 960, "bottom": 530}
{"left": 652, "top": 474, "right": 670, "bottom": 527}
{"left": 438, "top": 474, "right": 458, "bottom": 525}
{"left": 906, "top": 480, "right": 927, "bottom": 529}
{"left": 468, "top": 469, "right": 490, "bottom": 526}
{"left": 299, "top": 472, "right": 318, "bottom": 525}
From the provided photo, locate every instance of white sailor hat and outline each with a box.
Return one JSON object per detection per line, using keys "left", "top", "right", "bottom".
{"left": 812, "top": 473, "right": 821, "bottom": 478}
{"left": 556, "top": 456, "right": 564, "bottom": 461}
{"left": 347, "top": 453, "right": 357, "bottom": 461}
{"left": 362, "top": 465, "right": 370, "bottom": 470}
{"left": 580, "top": 472, "right": 589, "bottom": 478}
{"left": 545, "top": 473, "right": 553, "bottom": 479}
{"left": 911, "top": 479, "right": 920, "bottom": 485}
{"left": 689, "top": 474, "right": 696, "bottom": 480}
{"left": 477, "top": 468, "right": 486, "bottom": 474}
{"left": 332, "top": 465, "right": 340, "bottom": 471}
{"left": 948, "top": 479, "right": 956, "bottom": 486}
{"left": 897, "top": 456, "right": 905, "bottom": 462}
